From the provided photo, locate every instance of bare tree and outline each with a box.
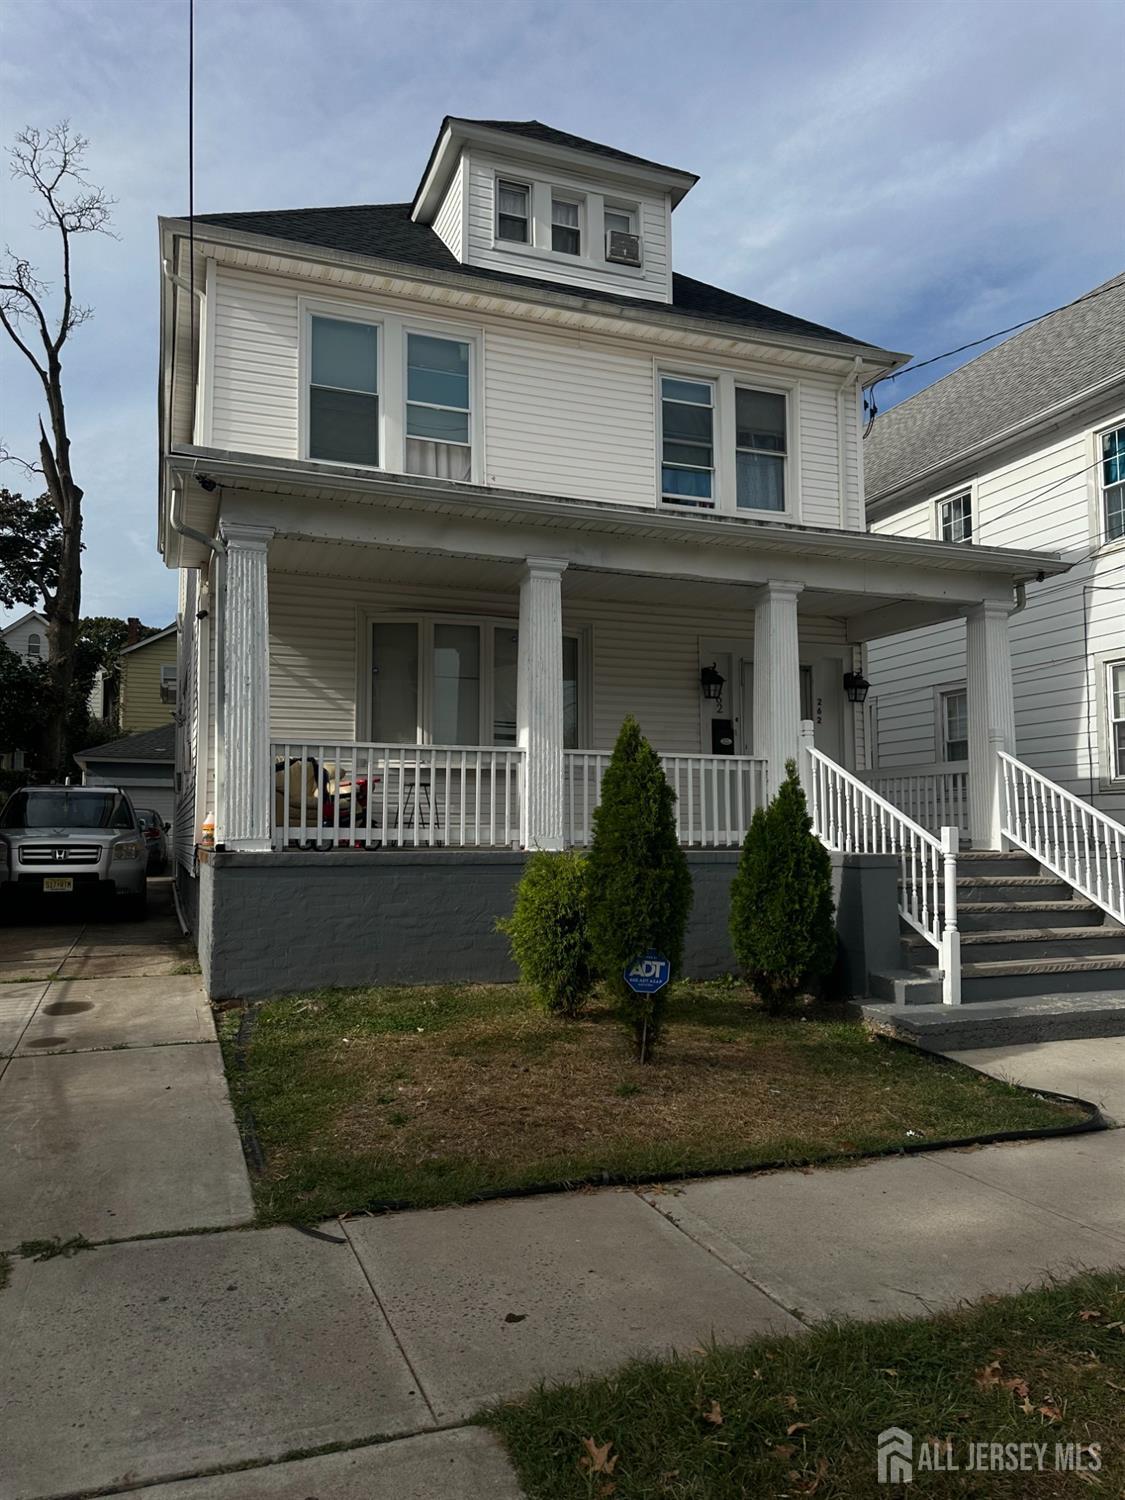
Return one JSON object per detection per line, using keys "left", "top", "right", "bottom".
{"left": 0, "top": 123, "right": 114, "bottom": 775}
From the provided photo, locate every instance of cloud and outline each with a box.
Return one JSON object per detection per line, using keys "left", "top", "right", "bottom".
{"left": 2, "top": 0, "right": 1122, "bottom": 628}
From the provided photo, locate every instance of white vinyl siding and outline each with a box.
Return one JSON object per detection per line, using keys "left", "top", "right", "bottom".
{"left": 205, "top": 266, "right": 861, "bottom": 525}
{"left": 868, "top": 408, "right": 1125, "bottom": 815}
{"left": 483, "top": 328, "right": 656, "bottom": 505}
{"left": 431, "top": 153, "right": 464, "bottom": 260}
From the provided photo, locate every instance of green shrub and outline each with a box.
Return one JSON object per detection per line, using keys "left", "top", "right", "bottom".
{"left": 586, "top": 716, "right": 693, "bottom": 1061}
{"left": 499, "top": 850, "right": 595, "bottom": 1018}
{"left": 729, "top": 760, "right": 836, "bottom": 1014}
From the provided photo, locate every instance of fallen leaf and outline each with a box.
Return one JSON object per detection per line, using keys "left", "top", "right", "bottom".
{"left": 598, "top": 1484, "right": 616, "bottom": 1497}
{"left": 1019, "top": 1398, "right": 1035, "bottom": 1416}
{"left": 878, "top": 1368, "right": 899, "bottom": 1377}
{"left": 1038, "top": 1404, "right": 1062, "bottom": 1423}
{"left": 784, "top": 1394, "right": 799, "bottom": 1410}
{"left": 787, "top": 1422, "right": 813, "bottom": 1436}
{"left": 1078, "top": 1309, "right": 1104, "bottom": 1322}
{"left": 1000, "top": 1377, "right": 1030, "bottom": 1399}
{"left": 974, "top": 1361, "right": 1002, "bottom": 1389}
{"left": 701, "top": 1399, "right": 723, "bottom": 1426}
{"left": 580, "top": 1439, "right": 618, "bottom": 1475}
{"left": 770, "top": 1443, "right": 797, "bottom": 1460}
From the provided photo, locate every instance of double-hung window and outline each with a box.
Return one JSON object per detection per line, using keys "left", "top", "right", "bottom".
{"left": 661, "top": 377, "right": 715, "bottom": 507}
{"left": 405, "top": 333, "right": 472, "bottom": 481}
{"left": 497, "top": 180, "right": 530, "bottom": 243}
{"left": 308, "top": 315, "right": 379, "bottom": 466}
{"left": 735, "top": 388, "right": 787, "bottom": 511}
{"left": 940, "top": 688, "right": 968, "bottom": 762}
{"left": 604, "top": 207, "right": 635, "bottom": 237}
{"left": 551, "top": 196, "right": 581, "bottom": 255}
{"left": 1108, "top": 662, "right": 1125, "bottom": 779}
{"left": 938, "top": 491, "right": 973, "bottom": 543}
{"left": 1101, "top": 424, "right": 1125, "bottom": 543}
{"left": 26, "top": 632, "right": 41, "bottom": 659}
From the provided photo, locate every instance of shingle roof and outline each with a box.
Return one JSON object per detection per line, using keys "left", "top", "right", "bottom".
{"left": 194, "top": 201, "right": 872, "bottom": 351}
{"left": 865, "top": 272, "right": 1125, "bottom": 502}
{"left": 76, "top": 724, "right": 175, "bottom": 763}
{"left": 448, "top": 118, "right": 697, "bottom": 181}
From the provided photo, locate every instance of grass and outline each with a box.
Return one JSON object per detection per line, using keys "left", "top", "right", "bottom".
{"left": 485, "top": 1270, "right": 1125, "bottom": 1498}
{"left": 220, "top": 981, "right": 1087, "bottom": 1223}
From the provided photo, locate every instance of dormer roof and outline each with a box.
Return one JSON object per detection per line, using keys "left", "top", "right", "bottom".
{"left": 412, "top": 115, "right": 699, "bottom": 222}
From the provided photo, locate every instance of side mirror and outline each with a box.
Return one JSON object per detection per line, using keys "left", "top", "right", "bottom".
{"left": 163, "top": 821, "right": 171, "bottom": 832}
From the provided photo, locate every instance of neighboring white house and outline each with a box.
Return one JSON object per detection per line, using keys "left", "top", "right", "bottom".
{"left": 1, "top": 609, "right": 48, "bottom": 664}
{"left": 0, "top": 609, "right": 49, "bottom": 771}
{"left": 864, "top": 274, "right": 1125, "bottom": 826}
{"left": 159, "top": 114, "right": 1113, "bottom": 1006}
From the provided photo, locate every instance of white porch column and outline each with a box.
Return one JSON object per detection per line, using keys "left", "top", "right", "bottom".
{"left": 517, "top": 557, "right": 568, "bottom": 850}
{"left": 753, "top": 580, "right": 804, "bottom": 798}
{"left": 965, "top": 599, "right": 1016, "bottom": 850}
{"left": 217, "top": 521, "right": 274, "bottom": 851}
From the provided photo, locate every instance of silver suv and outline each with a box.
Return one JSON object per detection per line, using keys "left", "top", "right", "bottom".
{"left": 0, "top": 785, "right": 148, "bottom": 919}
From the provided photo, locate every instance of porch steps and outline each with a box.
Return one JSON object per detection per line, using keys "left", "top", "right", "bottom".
{"left": 858, "top": 990, "right": 1125, "bottom": 1051}
{"left": 866, "top": 849, "right": 1125, "bottom": 1046}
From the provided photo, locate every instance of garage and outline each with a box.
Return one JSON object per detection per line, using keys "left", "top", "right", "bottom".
{"left": 75, "top": 724, "right": 176, "bottom": 824}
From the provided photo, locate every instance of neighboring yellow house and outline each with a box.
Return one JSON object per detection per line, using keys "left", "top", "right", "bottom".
{"left": 120, "top": 625, "right": 178, "bottom": 732}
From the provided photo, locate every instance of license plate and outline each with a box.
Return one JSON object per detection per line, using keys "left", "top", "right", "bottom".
{"left": 43, "top": 877, "right": 73, "bottom": 893}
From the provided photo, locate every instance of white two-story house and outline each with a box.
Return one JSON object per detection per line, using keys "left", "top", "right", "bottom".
{"left": 160, "top": 116, "right": 1102, "bottom": 1009}
{"left": 864, "top": 274, "right": 1125, "bottom": 828}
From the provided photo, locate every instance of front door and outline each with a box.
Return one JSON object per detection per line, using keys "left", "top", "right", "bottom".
{"left": 738, "top": 660, "right": 845, "bottom": 762}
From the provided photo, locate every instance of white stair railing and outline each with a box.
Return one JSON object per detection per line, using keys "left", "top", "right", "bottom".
{"left": 862, "top": 765, "right": 970, "bottom": 838}
{"left": 999, "top": 751, "right": 1125, "bottom": 923}
{"left": 802, "top": 730, "right": 961, "bottom": 1005}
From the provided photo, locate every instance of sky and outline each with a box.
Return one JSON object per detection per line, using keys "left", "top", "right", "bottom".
{"left": 1, "top": 0, "right": 1123, "bottom": 629}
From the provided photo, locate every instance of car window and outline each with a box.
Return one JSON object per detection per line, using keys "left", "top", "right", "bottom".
{"left": 0, "top": 789, "right": 134, "bottom": 830}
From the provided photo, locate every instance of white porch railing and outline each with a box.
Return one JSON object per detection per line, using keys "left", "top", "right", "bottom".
{"left": 805, "top": 740, "right": 961, "bottom": 1004}
{"left": 999, "top": 751, "right": 1125, "bottom": 923}
{"left": 863, "top": 765, "right": 970, "bottom": 838}
{"left": 564, "top": 751, "right": 769, "bottom": 848}
{"left": 271, "top": 742, "right": 525, "bottom": 849}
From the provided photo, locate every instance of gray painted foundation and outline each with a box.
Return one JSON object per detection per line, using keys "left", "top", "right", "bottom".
{"left": 188, "top": 848, "right": 901, "bottom": 1001}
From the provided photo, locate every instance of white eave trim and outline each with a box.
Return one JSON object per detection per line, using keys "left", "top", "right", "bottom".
{"left": 166, "top": 445, "right": 1068, "bottom": 584}
{"left": 158, "top": 217, "right": 907, "bottom": 377}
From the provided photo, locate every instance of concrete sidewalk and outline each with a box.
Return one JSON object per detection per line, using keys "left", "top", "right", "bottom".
{"left": 3, "top": 916, "right": 1123, "bottom": 1500}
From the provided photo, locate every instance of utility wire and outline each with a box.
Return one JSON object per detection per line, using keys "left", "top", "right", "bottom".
{"left": 863, "top": 278, "right": 1125, "bottom": 433}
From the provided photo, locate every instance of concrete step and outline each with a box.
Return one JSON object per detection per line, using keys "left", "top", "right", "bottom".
{"left": 904, "top": 926, "right": 1125, "bottom": 964}
{"left": 961, "top": 953, "right": 1125, "bottom": 1002}
{"left": 870, "top": 968, "right": 943, "bottom": 1006}
{"left": 955, "top": 850, "right": 1044, "bottom": 878}
{"left": 857, "top": 990, "right": 1125, "bottom": 1050}
{"left": 957, "top": 900, "right": 1104, "bottom": 932}
{"left": 952, "top": 875, "right": 1074, "bottom": 903}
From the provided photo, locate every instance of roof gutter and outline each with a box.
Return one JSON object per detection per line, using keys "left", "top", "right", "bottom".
{"left": 867, "top": 369, "right": 1125, "bottom": 514}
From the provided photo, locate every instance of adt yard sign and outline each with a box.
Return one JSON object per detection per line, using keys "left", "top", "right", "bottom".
{"left": 624, "top": 951, "right": 671, "bottom": 994}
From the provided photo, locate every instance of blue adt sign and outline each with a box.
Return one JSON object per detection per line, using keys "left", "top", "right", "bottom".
{"left": 624, "top": 951, "right": 671, "bottom": 994}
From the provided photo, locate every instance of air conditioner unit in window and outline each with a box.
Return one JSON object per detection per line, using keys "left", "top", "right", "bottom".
{"left": 605, "top": 229, "right": 643, "bottom": 267}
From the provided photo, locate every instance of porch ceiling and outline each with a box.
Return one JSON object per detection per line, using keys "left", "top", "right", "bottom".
{"left": 267, "top": 535, "right": 972, "bottom": 634}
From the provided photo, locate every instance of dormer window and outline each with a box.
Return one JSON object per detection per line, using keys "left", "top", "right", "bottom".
{"left": 497, "top": 181, "right": 530, "bottom": 243}
{"left": 551, "top": 197, "right": 581, "bottom": 256}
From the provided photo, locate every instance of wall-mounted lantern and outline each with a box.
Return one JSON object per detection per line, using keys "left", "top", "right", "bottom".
{"left": 843, "top": 670, "right": 871, "bottom": 704}
{"left": 700, "top": 662, "right": 725, "bottom": 710}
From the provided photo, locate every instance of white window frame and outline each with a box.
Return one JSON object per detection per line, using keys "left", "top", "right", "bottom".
{"left": 733, "top": 383, "right": 790, "bottom": 516}
{"left": 603, "top": 203, "right": 637, "bottom": 236}
{"left": 298, "top": 297, "right": 482, "bottom": 483}
{"left": 934, "top": 486, "right": 974, "bottom": 544}
{"left": 359, "top": 610, "right": 586, "bottom": 747}
{"left": 936, "top": 683, "right": 969, "bottom": 764}
{"left": 659, "top": 373, "right": 718, "bottom": 510}
{"left": 656, "top": 365, "right": 799, "bottom": 518}
{"left": 549, "top": 193, "right": 584, "bottom": 257}
{"left": 26, "top": 632, "right": 41, "bottom": 658}
{"left": 401, "top": 325, "right": 476, "bottom": 481}
{"left": 495, "top": 178, "right": 531, "bottom": 245}
{"left": 1097, "top": 418, "right": 1125, "bottom": 547}
{"left": 1097, "top": 653, "right": 1125, "bottom": 786}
